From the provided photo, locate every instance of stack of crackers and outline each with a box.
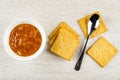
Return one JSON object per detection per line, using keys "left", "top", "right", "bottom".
{"left": 49, "top": 22, "right": 80, "bottom": 60}
{"left": 78, "top": 11, "right": 118, "bottom": 67}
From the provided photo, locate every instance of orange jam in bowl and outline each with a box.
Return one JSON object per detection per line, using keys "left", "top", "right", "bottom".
{"left": 4, "top": 19, "right": 46, "bottom": 60}
{"left": 9, "top": 24, "right": 42, "bottom": 57}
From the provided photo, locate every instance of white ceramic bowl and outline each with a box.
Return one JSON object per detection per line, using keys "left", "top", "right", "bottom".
{"left": 3, "top": 19, "right": 46, "bottom": 61}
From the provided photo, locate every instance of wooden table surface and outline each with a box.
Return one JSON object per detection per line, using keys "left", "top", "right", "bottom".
{"left": 0, "top": 0, "right": 120, "bottom": 80}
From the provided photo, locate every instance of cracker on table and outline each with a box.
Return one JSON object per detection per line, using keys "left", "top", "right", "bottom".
{"left": 50, "top": 28, "right": 80, "bottom": 60}
{"left": 78, "top": 11, "right": 107, "bottom": 38}
{"left": 87, "top": 37, "right": 118, "bottom": 67}
{"left": 49, "top": 22, "right": 79, "bottom": 39}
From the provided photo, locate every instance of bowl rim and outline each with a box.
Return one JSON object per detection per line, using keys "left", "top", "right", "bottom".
{"left": 3, "top": 19, "right": 46, "bottom": 61}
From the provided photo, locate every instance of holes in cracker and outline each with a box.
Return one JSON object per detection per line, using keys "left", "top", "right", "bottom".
{"left": 96, "top": 56, "right": 99, "bottom": 59}
{"left": 68, "top": 30, "right": 71, "bottom": 32}
{"left": 101, "top": 56, "right": 104, "bottom": 59}
{"left": 94, "top": 44, "right": 98, "bottom": 47}
{"left": 95, "top": 50, "right": 98, "bottom": 53}
{"left": 107, "top": 56, "right": 110, "bottom": 59}
{"left": 58, "top": 46, "right": 61, "bottom": 49}
{"left": 64, "top": 44, "right": 67, "bottom": 47}
{"left": 62, "top": 39, "right": 65, "bottom": 42}
{"left": 107, "top": 50, "right": 110, "bottom": 53}
{"left": 101, "top": 50, "right": 105, "bottom": 53}
{"left": 68, "top": 38, "right": 70, "bottom": 40}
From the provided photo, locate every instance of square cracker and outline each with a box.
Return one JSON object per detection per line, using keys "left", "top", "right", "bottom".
{"left": 87, "top": 37, "right": 118, "bottom": 67}
{"left": 50, "top": 28, "right": 80, "bottom": 60}
{"left": 49, "top": 22, "right": 79, "bottom": 39}
{"left": 78, "top": 11, "right": 107, "bottom": 38}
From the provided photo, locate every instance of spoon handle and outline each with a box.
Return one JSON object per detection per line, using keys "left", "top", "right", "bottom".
{"left": 75, "top": 35, "right": 90, "bottom": 71}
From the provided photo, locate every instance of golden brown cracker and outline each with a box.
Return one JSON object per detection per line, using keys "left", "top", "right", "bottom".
{"left": 50, "top": 29, "right": 80, "bottom": 60}
{"left": 87, "top": 37, "right": 118, "bottom": 67}
{"left": 78, "top": 11, "right": 107, "bottom": 38}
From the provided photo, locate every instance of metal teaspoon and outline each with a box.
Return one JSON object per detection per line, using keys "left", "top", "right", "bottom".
{"left": 75, "top": 14, "right": 100, "bottom": 71}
